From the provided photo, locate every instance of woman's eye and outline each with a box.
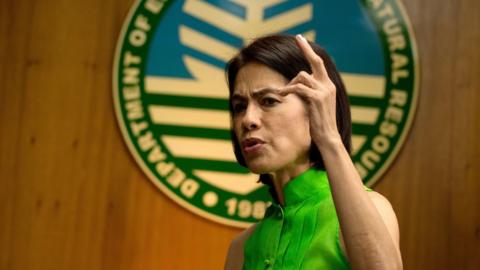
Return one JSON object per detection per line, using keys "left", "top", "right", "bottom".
{"left": 261, "top": 97, "right": 279, "bottom": 106}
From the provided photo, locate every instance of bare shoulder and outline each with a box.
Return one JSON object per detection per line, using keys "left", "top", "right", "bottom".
{"left": 367, "top": 191, "right": 400, "bottom": 245}
{"left": 224, "top": 224, "right": 258, "bottom": 270}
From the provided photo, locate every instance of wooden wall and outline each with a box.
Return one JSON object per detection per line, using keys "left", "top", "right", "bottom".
{"left": 1, "top": 0, "right": 479, "bottom": 269}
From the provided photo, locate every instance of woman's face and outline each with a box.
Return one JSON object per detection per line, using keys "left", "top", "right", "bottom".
{"left": 232, "top": 62, "right": 311, "bottom": 174}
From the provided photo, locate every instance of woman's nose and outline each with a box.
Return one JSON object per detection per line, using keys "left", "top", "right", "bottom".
{"left": 242, "top": 105, "right": 261, "bottom": 131}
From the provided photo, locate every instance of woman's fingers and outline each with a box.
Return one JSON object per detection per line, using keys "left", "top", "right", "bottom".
{"left": 277, "top": 83, "right": 315, "bottom": 102}
{"left": 288, "top": 71, "right": 315, "bottom": 88}
{"left": 295, "top": 34, "right": 329, "bottom": 82}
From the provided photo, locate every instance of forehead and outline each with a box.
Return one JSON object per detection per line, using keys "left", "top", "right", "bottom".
{"left": 233, "top": 62, "right": 288, "bottom": 96}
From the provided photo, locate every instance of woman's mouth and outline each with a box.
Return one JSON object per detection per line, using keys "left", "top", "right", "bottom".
{"left": 242, "top": 138, "right": 265, "bottom": 154}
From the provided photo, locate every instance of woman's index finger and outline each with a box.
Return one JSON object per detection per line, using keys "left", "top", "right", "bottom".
{"left": 295, "top": 34, "right": 328, "bottom": 81}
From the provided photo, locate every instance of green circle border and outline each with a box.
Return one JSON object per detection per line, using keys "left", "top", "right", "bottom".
{"left": 112, "top": 0, "right": 420, "bottom": 228}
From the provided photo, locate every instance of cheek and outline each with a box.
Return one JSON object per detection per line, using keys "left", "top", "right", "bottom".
{"left": 286, "top": 105, "right": 310, "bottom": 139}
{"left": 291, "top": 119, "right": 311, "bottom": 148}
{"left": 272, "top": 111, "right": 311, "bottom": 149}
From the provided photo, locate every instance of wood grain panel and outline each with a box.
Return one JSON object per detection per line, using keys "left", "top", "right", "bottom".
{"left": 374, "top": 0, "right": 480, "bottom": 268}
{"left": 0, "top": 0, "right": 479, "bottom": 269}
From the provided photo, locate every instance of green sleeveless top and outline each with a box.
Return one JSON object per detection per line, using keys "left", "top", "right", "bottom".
{"left": 243, "top": 168, "right": 362, "bottom": 270}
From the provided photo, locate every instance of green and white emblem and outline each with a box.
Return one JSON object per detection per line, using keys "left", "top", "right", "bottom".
{"left": 113, "top": 0, "right": 418, "bottom": 227}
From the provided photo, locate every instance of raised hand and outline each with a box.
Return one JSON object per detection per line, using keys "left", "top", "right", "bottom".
{"left": 278, "top": 34, "right": 342, "bottom": 150}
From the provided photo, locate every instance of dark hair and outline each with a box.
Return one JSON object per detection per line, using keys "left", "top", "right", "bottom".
{"left": 225, "top": 34, "right": 351, "bottom": 193}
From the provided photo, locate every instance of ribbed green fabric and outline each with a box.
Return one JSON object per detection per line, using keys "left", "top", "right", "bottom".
{"left": 243, "top": 168, "right": 368, "bottom": 270}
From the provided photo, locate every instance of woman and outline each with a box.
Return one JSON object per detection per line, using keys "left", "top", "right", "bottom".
{"left": 224, "top": 34, "right": 402, "bottom": 270}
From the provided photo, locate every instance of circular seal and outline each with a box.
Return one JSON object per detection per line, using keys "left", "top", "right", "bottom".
{"left": 113, "top": 0, "right": 419, "bottom": 227}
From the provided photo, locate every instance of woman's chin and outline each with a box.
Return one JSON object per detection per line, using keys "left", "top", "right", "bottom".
{"left": 246, "top": 160, "right": 275, "bottom": 174}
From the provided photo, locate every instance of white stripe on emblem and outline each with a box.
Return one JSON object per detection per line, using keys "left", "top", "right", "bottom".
{"left": 193, "top": 170, "right": 262, "bottom": 195}
{"left": 149, "top": 105, "right": 230, "bottom": 129}
{"left": 351, "top": 106, "right": 380, "bottom": 125}
{"left": 149, "top": 104, "right": 378, "bottom": 128}
{"left": 162, "top": 135, "right": 236, "bottom": 161}
{"left": 145, "top": 72, "right": 385, "bottom": 100}
{"left": 179, "top": 25, "right": 238, "bottom": 62}
{"left": 343, "top": 73, "right": 386, "bottom": 98}
{"left": 145, "top": 56, "right": 227, "bottom": 99}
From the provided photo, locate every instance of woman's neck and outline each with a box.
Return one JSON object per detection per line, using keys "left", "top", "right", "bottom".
{"left": 269, "top": 162, "right": 312, "bottom": 206}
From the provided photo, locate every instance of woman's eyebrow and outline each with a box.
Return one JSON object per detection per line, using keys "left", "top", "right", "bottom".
{"left": 232, "top": 87, "right": 279, "bottom": 102}
{"left": 252, "top": 87, "right": 279, "bottom": 98}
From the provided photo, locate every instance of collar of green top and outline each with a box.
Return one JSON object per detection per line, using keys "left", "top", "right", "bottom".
{"left": 279, "top": 168, "right": 329, "bottom": 207}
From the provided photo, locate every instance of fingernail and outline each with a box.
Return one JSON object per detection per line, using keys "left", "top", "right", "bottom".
{"left": 296, "top": 34, "right": 307, "bottom": 43}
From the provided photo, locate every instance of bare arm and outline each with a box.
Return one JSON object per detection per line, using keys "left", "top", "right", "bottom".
{"left": 224, "top": 224, "right": 257, "bottom": 270}
{"left": 320, "top": 138, "right": 402, "bottom": 269}
{"left": 339, "top": 191, "right": 401, "bottom": 263}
